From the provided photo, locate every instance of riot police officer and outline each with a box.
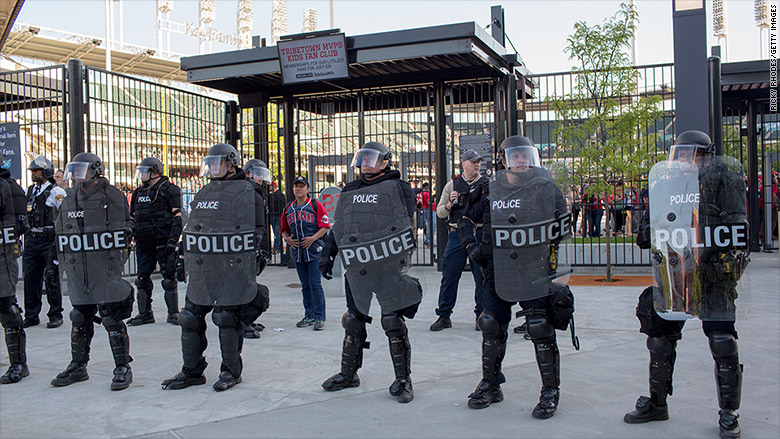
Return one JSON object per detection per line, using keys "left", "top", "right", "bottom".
{"left": 242, "top": 158, "right": 272, "bottom": 339}
{"left": 0, "top": 171, "right": 30, "bottom": 384}
{"left": 22, "top": 154, "right": 66, "bottom": 329}
{"left": 128, "top": 157, "right": 183, "bottom": 326}
{"left": 458, "top": 136, "right": 571, "bottom": 418}
{"left": 624, "top": 130, "right": 748, "bottom": 439}
{"left": 51, "top": 152, "right": 136, "bottom": 390}
{"left": 319, "top": 141, "right": 422, "bottom": 403}
{"left": 162, "top": 144, "right": 267, "bottom": 392}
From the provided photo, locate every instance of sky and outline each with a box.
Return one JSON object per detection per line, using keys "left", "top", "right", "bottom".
{"left": 14, "top": 0, "right": 774, "bottom": 74}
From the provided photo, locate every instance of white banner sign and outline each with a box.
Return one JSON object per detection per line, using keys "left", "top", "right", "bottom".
{"left": 277, "top": 34, "right": 349, "bottom": 84}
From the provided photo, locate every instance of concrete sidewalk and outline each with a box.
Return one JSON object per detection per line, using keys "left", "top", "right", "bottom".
{"left": 0, "top": 254, "right": 777, "bottom": 439}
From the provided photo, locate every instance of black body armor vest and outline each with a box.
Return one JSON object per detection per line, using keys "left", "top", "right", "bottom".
{"left": 133, "top": 180, "right": 174, "bottom": 247}
{"left": 26, "top": 184, "right": 55, "bottom": 229}
{"left": 448, "top": 175, "right": 487, "bottom": 226}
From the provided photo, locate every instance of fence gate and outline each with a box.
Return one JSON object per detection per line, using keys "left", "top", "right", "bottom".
{"left": 1, "top": 61, "right": 229, "bottom": 276}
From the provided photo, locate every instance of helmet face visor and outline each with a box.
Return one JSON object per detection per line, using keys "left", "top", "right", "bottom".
{"left": 350, "top": 149, "right": 382, "bottom": 169}
{"left": 200, "top": 155, "right": 228, "bottom": 178}
{"left": 134, "top": 165, "right": 152, "bottom": 181}
{"left": 669, "top": 144, "right": 704, "bottom": 170}
{"left": 248, "top": 166, "right": 272, "bottom": 183}
{"left": 503, "top": 146, "right": 540, "bottom": 169}
{"left": 64, "top": 162, "right": 92, "bottom": 181}
{"left": 26, "top": 153, "right": 51, "bottom": 171}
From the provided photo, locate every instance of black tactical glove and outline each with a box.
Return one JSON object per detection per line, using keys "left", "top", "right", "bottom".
{"left": 256, "top": 249, "right": 269, "bottom": 275}
{"left": 175, "top": 242, "right": 186, "bottom": 282}
{"left": 162, "top": 240, "right": 178, "bottom": 279}
{"left": 466, "top": 242, "right": 486, "bottom": 268}
{"left": 319, "top": 256, "right": 334, "bottom": 280}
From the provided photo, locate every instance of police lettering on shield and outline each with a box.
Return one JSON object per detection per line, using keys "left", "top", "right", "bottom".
{"left": 340, "top": 229, "right": 415, "bottom": 267}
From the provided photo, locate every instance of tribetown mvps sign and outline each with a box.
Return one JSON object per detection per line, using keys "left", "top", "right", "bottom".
{"left": 277, "top": 34, "right": 349, "bottom": 84}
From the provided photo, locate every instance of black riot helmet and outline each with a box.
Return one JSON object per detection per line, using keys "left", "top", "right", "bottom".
{"left": 499, "top": 136, "right": 540, "bottom": 169}
{"left": 64, "top": 152, "right": 105, "bottom": 181}
{"left": 351, "top": 141, "right": 392, "bottom": 174}
{"left": 135, "top": 157, "right": 164, "bottom": 182}
{"left": 26, "top": 153, "right": 55, "bottom": 181}
{"left": 668, "top": 130, "right": 714, "bottom": 169}
{"left": 244, "top": 159, "right": 272, "bottom": 184}
{"left": 200, "top": 143, "right": 241, "bottom": 179}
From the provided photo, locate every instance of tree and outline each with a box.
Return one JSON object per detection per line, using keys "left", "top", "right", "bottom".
{"left": 551, "top": 2, "right": 664, "bottom": 281}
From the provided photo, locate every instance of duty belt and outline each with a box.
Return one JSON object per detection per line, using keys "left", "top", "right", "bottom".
{"left": 29, "top": 227, "right": 55, "bottom": 240}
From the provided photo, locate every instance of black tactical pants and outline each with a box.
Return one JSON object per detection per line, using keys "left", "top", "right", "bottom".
{"left": 344, "top": 278, "right": 420, "bottom": 321}
{"left": 181, "top": 298, "right": 251, "bottom": 378}
{"left": 136, "top": 245, "right": 176, "bottom": 291}
{"left": 23, "top": 235, "right": 62, "bottom": 322}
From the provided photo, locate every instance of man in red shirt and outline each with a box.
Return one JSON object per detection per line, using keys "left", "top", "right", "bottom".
{"left": 280, "top": 177, "right": 330, "bottom": 330}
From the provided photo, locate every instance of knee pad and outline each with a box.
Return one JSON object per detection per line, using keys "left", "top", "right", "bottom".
{"left": 212, "top": 308, "right": 237, "bottom": 328}
{"left": 342, "top": 310, "right": 364, "bottom": 334}
{"left": 70, "top": 308, "right": 89, "bottom": 327}
{"left": 178, "top": 309, "right": 201, "bottom": 331}
{"left": 709, "top": 332, "right": 738, "bottom": 363}
{"left": 135, "top": 275, "right": 151, "bottom": 291}
{"left": 526, "top": 314, "right": 556, "bottom": 343}
{"left": 381, "top": 313, "right": 407, "bottom": 338}
{"left": 477, "top": 311, "right": 504, "bottom": 338}
{"left": 0, "top": 303, "right": 23, "bottom": 328}
{"left": 161, "top": 278, "right": 177, "bottom": 291}
{"left": 647, "top": 336, "right": 675, "bottom": 357}
{"left": 101, "top": 315, "right": 123, "bottom": 332}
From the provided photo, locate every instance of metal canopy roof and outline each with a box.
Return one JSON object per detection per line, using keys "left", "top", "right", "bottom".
{"left": 2, "top": 27, "right": 186, "bottom": 82}
{"left": 721, "top": 60, "right": 771, "bottom": 109}
{"left": 181, "top": 22, "right": 535, "bottom": 105}
{"left": 0, "top": 0, "right": 25, "bottom": 51}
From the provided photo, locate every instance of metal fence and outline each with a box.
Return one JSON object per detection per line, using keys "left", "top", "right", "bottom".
{"left": 1, "top": 63, "right": 229, "bottom": 275}
{"left": 0, "top": 65, "right": 69, "bottom": 173}
{"left": 243, "top": 80, "right": 503, "bottom": 267}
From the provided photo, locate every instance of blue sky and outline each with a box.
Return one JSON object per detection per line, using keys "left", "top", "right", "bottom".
{"left": 16, "top": 0, "right": 772, "bottom": 74}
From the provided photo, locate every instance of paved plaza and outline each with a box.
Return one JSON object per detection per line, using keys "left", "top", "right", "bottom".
{"left": 0, "top": 253, "right": 777, "bottom": 439}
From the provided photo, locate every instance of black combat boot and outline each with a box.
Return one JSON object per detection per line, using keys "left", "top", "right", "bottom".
{"left": 128, "top": 288, "right": 155, "bottom": 326}
{"left": 709, "top": 332, "right": 742, "bottom": 439}
{"left": 624, "top": 336, "right": 676, "bottom": 424}
{"left": 164, "top": 290, "right": 179, "bottom": 325}
{"left": 0, "top": 327, "right": 29, "bottom": 384}
{"left": 108, "top": 325, "right": 133, "bottom": 391}
{"left": 51, "top": 325, "right": 92, "bottom": 387}
{"left": 322, "top": 327, "right": 366, "bottom": 391}
{"left": 214, "top": 323, "right": 243, "bottom": 392}
{"left": 388, "top": 335, "right": 413, "bottom": 403}
{"left": 161, "top": 358, "right": 208, "bottom": 390}
{"left": 468, "top": 334, "right": 506, "bottom": 409}
{"left": 213, "top": 368, "right": 243, "bottom": 392}
{"left": 531, "top": 340, "right": 560, "bottom": 419}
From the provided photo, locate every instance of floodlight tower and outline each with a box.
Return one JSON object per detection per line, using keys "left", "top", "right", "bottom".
{"left": 157, "top": 0, "right": 174, "bottom": 57}
{"left": 302, "top": 8, "right": 317, "bottom": 33}
{"left": 237, "top": 0, "right": 254, "bottom": 49}
{"left": 272, "top": 0, "right": 288, "bottom": 43}
{"left": 199, "top": 0, "right": 216, "bottom": 53}
{"left": 712, "top": 0, "right": 728, "bottom": 61}
{"left": 755, "top": 0, "right": 770, "bottom": 59}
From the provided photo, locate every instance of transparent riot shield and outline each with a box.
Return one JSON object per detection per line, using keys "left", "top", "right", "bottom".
{"left": 649, "top": 157, "right": 750, "bottom": 321}
{"left": 0, "top": 179, "right": 19, "bottom": 298}
{"left": 55, "top": 182, "right": 133, "bottom": 305}
{"left": 490, "top": 168, "right": 572, "bottom": 302}
{"left": 332, "top": 180, "right": 423, "bottom": 315}
{"left": 183, "top": 180, "right": 257, "bottom": 307}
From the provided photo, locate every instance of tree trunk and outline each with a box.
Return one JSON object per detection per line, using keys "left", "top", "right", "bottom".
{"left": 604, "top": 192, "right": 613, "bottom": 282}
